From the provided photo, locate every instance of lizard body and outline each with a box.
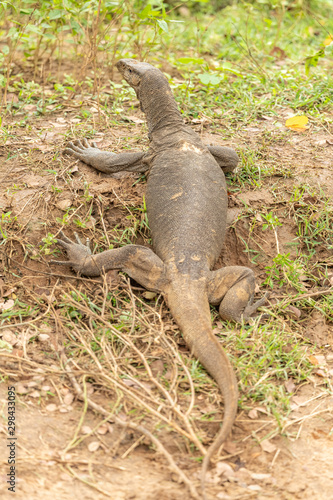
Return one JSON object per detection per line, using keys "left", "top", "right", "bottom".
{"left": 53, "top": 60, "right": 267, "bottom": 497}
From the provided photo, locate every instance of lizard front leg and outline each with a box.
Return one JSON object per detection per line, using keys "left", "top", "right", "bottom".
{"left": 207, "top": 266, "right": 268, "bottom": 322}
{"left": 64, "top": 139, "right": 148, "bottom": 174}
{"left": 207, "top": 145, "right": 239, "bottom": 174}
{"left": 51, "top": 231, "right": 167, "bottom": 292}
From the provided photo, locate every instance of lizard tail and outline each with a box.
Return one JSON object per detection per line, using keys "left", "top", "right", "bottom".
{"left": 166, "top": 288, "right": 239, "bottom": 499}
{"left": 199, "top": 344, "right": 238, "bottom": 500}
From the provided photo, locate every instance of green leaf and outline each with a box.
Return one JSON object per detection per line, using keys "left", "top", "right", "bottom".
{"left": 304, "top": 49, "right": 325, "bottom": 76}
{"left": 177, "top": 57, "right": 204, "bottom": 64}
{"left": 198, "top": 73, "right": 221, "bottom": 85}
{"left": 138, "top": 5, "right": 160, "bottom": 19}
{"left": 156, "top": 19, "right": 168, "bottom": 32}
{"left": 26, "top": 24, "right": 44, "bottom": 35}
{"left": 49, "top": 9, "right": 66, "bottom": 20}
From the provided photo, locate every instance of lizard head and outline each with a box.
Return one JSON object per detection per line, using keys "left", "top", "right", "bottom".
{"left": 116, "top": 59, "right": 157, "bottom": 89}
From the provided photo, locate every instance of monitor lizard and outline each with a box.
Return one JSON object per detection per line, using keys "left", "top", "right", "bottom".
{"left": 51, "top": 59, "right": 267, "bottom": 497}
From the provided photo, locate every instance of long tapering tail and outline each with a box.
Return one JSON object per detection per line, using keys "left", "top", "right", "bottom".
{"left": 166, "top": 285, "right": 239, "bottom": 499}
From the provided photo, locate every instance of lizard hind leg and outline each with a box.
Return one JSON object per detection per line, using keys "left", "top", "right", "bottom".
{"left": 207, "top": 266, "right": 268, "bottom": 323}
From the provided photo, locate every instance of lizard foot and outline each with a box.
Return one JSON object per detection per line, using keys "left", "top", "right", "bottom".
{"left": 50, "top": 231, "right": 99, "bottom": 275}
{"left": 64, "top": 138, "right": 105, "bottom": 167}
{"left": 242, "top": 291, "right": 270, "bottom": 320}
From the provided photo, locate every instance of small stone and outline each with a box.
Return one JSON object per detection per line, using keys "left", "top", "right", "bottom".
{"left": 251, "top": 472, "right": 272, "bottom": 480}
{"left": 88, "top": 441, "right": 100, "bottom": 452}
{"left": 248, "top": 485, "right": 262, "bottom": 491}
{"left": 38, "top": 334, "right": 50, "bottom": 342}
{"left": 29, "top": 389, "right": 41, "bottom": 399}
{"left": 46, "top": 404, "right": 58, "bottom": 412}
{"left": 63, "top": 393, "right": 74, "bottom": 406}
{"left": 16, "top": 383, "right": 29, "bottom": 394}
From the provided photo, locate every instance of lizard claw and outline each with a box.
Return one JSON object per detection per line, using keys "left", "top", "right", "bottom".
{"left": 50, "top": 259, "right": 76, "bottom": 267}
{"left": 52, "top": 231, "right": 96, "bottom": 275}
{"left": 243, "top": 291, "right": 270, "bottom": 319}
{"left": 63, "top": 139, "right": 103, "bottom": 168}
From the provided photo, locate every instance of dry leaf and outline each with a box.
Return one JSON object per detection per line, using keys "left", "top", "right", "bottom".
{"left": 285, "top": 115, "right": 308, "bottom": 131}
{"left": 88, "top": 441, "right": 100, "bottom": 452}
{"left": 150, "top": 359, "right": 164, "bottom": 377}
{"left": 215, "top": 462, "right": 235, "bottom": 478}
{"left": 46, "top": 404, "right": 58, "bottom": 412}
{"left": 260, "top": 439, "right": 277, "bottom": 453}
{"left": 86, "top": 383, "right": 94, "bottom": 395}
{"left": 223, "top": 440, "right": 237, "bottom": 454}
{"left": 30, "top": 390, "right": 41, "bottom": 398}
{"left": 127, "top": 115, "right": 145, "bottom": 124}
{"left": 248, "top": 408, "right": 258, "bottom": 419}
{"left": 97, "top": 424, "right": 109, "bottom": 435}
{"left": 27, "top": 381, "right": 38, "bottom": 387}
{"left": 308, "top": 355, "right": 320, "bottom": 365}
{"left": 269, "top": 46, "right": 287, "bottom": 59}
{"left": 63, "top": 393, "right": 74, "bottom": 405}
{"left": 284, "top": 305, "right": 301, "bottom": 319}
{"left": 235, "top": 468, "right": 252, "bottom": 481}
{"left": 82, "top": 426, "right": 93, "bottom": 435}
{"left": 56, "top": 199, "right": 72, "bottom": 211}
{"left": 105, "top": 269, "right": 122, "bottom": 286}
{"left": 16, "top": 383, "right": 29, "bottom": 394}
{"left": 0, "top": 299, "right": 15, "bottom": 311}
{"left": 314, "top": 355, "right": 326, "bottom": 365}
{"left": 38, "top": 334, "right": 50, "bottom": 342}
{"left": 123, "top": 378, "right": 140, "bottom": 389}
{"left": 284, "top": 379, "right": 296, "bottom": 393}
{"left": 1, "top": 330, "right": 18, "bottom": 346}
{"left": 142, "top": 291, "right": 157, "bottom": 300}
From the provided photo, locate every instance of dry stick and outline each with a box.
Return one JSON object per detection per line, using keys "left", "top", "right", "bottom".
{"left": 270, "top": 448, "right": 281, "bottom": 468}
{"left": 0, "top": 457, "right": 125, "bottom": 471}
{"left": 6, "top": 256, "right": 102, "bottom": 284}
{"left": 125, "top": 282, "right": 205, "bottom": 453}
{"left": 97, "top": 202, "right": 111, "bottom": 248}
{"left": 59, "top": 309, "right": 195, "bottom": 442}
{"left": 61, "top": 353, "right": 200, "bottom": 500}
{"left": 274, "top": 286, "right": 333, "bottom": 303}
{"left": 65, "top": 464, "right": 113, "bottom": 497}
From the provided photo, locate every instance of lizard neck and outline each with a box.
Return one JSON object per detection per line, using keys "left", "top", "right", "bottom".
{"left": 138, "top": 71, "right": 185, "bottom": 138}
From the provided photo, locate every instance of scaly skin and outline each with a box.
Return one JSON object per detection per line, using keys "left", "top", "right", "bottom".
{"left": 52, "top": 59, "right": 267, "bottom": 499}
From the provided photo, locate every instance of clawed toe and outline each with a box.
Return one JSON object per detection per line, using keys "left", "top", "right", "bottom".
{"left": 50, "top": 259, "right": 75, "bottom": 267}
{"left": 64, "top": 138, "right": 98, "bottom": 161}
{"left": 59, "top": 230, "right": 73, "bottom": 244}
{"left": 243, "top": 291, "right": 270, "bottom": 318}
{"left": 74, "top": 232, "right": 82, "bottom": 244}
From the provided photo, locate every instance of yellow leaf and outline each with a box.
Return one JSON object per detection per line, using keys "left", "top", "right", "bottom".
{"left": 308, "top": 355, "right": 319, "bottom": 365}
{"left": 285, "top": 115, "right": 308, "bottom": 131}
{"left": 323, "top": 35, "right": 333, "bottom": 47}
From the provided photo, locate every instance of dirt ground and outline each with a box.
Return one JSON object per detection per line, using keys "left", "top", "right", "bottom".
{"left": 0, "top": 96, "right": 333, "bottom": 500}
